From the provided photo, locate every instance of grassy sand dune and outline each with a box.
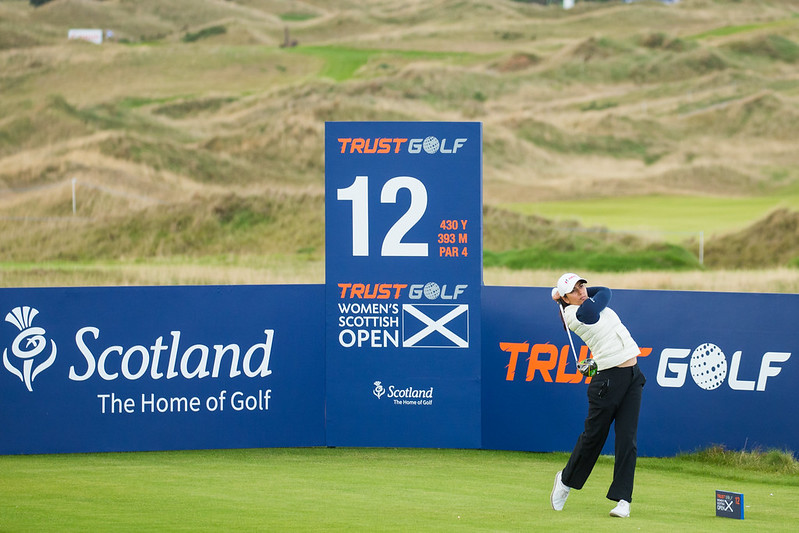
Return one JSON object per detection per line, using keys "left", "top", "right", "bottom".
{"left": 2, "top": 0, "right": 799, "bottom": 287}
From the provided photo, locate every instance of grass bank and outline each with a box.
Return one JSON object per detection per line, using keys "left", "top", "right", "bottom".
{"left": 5, "top": 262, "right": 799, "bottom": 294}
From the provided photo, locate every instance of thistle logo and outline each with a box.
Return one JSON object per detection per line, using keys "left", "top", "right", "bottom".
{"left": 3, "top": 306, "right": 57, "bottom": 392}
{"left": 371, "top": 381, "right": 435, "bottom": 408}
{"left": 371, "top": 380, "right": 434, "bottom": 405}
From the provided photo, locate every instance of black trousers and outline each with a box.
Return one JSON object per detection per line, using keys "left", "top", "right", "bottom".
{"left": 561, "top": 364, "right": 646, "bottom": 502}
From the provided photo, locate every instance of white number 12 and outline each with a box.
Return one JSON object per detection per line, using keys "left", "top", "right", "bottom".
{"left": 337, "top": 175, "right": 428, "bottom": 257}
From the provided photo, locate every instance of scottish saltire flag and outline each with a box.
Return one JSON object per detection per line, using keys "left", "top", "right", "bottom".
{"left": 402, "top": 304, "right": 469, "bottom": 348}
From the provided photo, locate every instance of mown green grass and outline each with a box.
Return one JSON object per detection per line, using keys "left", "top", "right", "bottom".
{"left": 503, "top": 193, "right": 799, "bottom": 238}
{"left": 288, "top": 46, "right": 481, "bottom": 81}
{"left": 484, "top": 242, "right": 699, "bottom": 272}
{"left": 1, "top": 448, "right": 797, "bottom": 532}
{"left": 279, "top": 12, "right": 318, "bottom": 22}
{"left": 688, "top": 15, "right": 799, "bottom": 41}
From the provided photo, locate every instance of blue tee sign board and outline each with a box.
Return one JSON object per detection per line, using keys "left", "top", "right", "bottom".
{"left": 324, "top": 122, "right": 483, "bottom": 448}
{"left": 716, "top": 490, "right": 744, "bottom": 520}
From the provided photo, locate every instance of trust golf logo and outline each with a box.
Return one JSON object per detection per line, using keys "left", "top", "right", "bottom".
{"left": 657, "top": 342, "right": 790, "bottom": 392}
{"left": 336, "top": 136, "right": 468, "bottom": 155}
{"left": 373, "top": 380, "right": 385, "bottom": 399}
{"left": 2, "top": 306, "right": 57, "bottom": 392}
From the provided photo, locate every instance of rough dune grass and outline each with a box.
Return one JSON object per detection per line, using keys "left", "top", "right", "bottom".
{"left": 3, "top": 0, "right": 799, "bottom": 280}
{"left": 676, "top": 445, "right": 799, "bottom": 476}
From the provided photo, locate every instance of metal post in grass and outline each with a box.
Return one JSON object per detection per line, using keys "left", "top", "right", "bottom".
{"left": 699, "top": 230, "right": 704, "bottom": 266}
{"left": 72, "top": 178, "right": 76, "bottom": 215}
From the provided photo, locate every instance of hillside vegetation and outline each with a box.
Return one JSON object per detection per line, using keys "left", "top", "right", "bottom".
{"left": 2, "top": 0, "right": 799, "bottom": 288}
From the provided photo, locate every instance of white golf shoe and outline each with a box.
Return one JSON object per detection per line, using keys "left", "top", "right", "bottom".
{"left": 550, "top": 471, "right": 570, "bottom": 511}
{"left": 609, "top": 499, "right": 630, "bottom": 518}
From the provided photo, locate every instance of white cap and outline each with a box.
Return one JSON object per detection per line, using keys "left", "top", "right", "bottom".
{"left": 556, "top": 272, "right": 587, "bottom": 297}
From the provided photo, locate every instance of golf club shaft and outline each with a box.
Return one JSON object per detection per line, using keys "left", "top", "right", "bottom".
{"left": 557, "top": 303, "right": 579, "bottom": 365}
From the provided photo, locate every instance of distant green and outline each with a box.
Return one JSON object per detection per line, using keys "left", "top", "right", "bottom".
{"left": 288, "top": 46, "right": 480, "bottom": 81}
{"left": 503, "top": 194, "right": 799, "bottom": 238}
{"left": 689, "top": 16, "right": 799, "bottom": 40}
{"left": 279, "top": 13, "right": 317, "bottom": 22}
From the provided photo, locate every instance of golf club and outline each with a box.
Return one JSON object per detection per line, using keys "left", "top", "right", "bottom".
{"left": 556, "top": 300, "right": 597, "bottom": 377}
{"left": 556, "top": 301, "right": 579, "bottom": 366}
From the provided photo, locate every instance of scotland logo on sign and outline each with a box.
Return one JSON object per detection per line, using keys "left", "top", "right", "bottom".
{"left": 2, "top": 306, "right": 57, "bottom": 392}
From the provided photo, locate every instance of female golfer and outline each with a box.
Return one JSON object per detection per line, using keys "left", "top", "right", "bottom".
{"left": 549, "top": 273, "right": 645, "bottom": 518}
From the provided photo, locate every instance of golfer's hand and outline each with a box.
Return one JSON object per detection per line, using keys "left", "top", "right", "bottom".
{"left": 551, "top": 287, "right": 561, "bottom": 302}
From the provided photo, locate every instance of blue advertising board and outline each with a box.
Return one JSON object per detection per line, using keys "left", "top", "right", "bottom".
{"left": 2, "top": 282, "right": 796, "bottom": 456}
{"left": 325, "top": 122, "right": 483, "bottom": 448}
{"left": 0, "top": 285, "right": 325, "bottom": 454}
{"left": 481, "top": 286, "right": 798, "bottom": 457}
{"left": 4, "top": 119, "right": 797, "bottom": 457}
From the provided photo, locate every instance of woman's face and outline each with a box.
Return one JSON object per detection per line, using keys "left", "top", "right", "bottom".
{"left": 563, "top": 281, "right": 588, "bottom": 306}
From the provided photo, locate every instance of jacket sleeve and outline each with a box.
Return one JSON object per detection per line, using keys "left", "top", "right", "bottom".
{"left": 576, "top": 287, "right": 611, "bottom": 325}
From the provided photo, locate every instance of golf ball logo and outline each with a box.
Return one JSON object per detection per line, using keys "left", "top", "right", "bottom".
{"left": 690, "top": 343, "right": 727, "bottom": 390}
{"left": 423, "top": 282, "right": 441, "bottom": 300}
{"left": 3, "top": 306, "right": 57, "bottom": 392}
{"left": 422, "top": 136, "right": 440, "bottom": 154}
